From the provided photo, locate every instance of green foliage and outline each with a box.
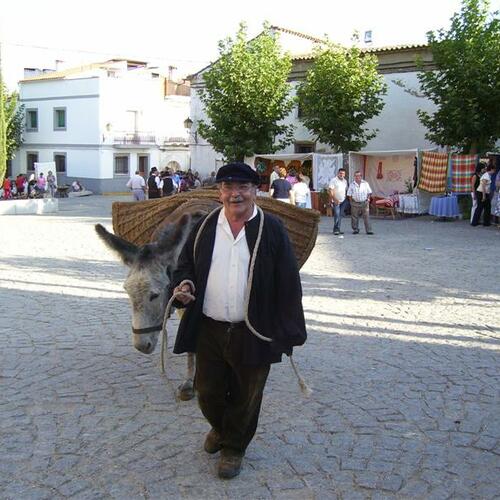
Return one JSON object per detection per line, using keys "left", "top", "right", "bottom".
{"left": 198, "top": 23, "right": 295, "bottom": 161}
{"left": 417, "top": 0, "right": 500, "bottom": 154}
{"left": 0, "top": 81, "right": 24, "bottom": 183}
{"left": 297, "top": 42, "right": 387, "bottom": 153}
{"left": 0, "top": 79, "right": 6, "bottom": 184}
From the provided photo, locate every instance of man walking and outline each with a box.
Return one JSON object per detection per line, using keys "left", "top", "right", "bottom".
{"left": 347, "top": 171, "right": 374, "bottom": 235}
{"left": 126, "top": 170, "right": 146, "bottom": 201}
{"left": 171, "top": 162, "right": 307, "bottom": 479}
{"left": 328, "top": 168, "right": 348, "bottom": 235}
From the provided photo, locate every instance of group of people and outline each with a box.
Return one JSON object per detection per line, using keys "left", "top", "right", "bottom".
{"left": 1, "top": 171, "right": 58, "bottom": 199}
{"left": 127, "top": 167, "right": 215, "bottom": 201}
{"left": 328, "top": 168, "right": 374, "bottom": 235}
{"left": 269, "top": 166, "right": 311, "bottom": 208}
{"left": 470, "top": 160, "right": 500, "bottom": 227}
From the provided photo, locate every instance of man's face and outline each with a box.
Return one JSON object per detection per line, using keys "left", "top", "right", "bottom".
{"left": 337, "top": 170, "right": 345, "bottom": 179}
{"left": 219, "top": 181, "right": 256, "bottom": 219}
{"left": 354, "top": 173, "right": 362, "bottom": 183}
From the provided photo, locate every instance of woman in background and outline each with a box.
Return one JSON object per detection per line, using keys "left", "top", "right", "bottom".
{"left": 270, "top": 167, "right": 292, "bottom": 203}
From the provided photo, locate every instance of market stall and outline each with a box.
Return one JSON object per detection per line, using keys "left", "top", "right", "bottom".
{"left": 348, "top": 149, "right": 432, "bottom": 214}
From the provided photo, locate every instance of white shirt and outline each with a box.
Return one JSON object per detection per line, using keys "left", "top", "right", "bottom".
{"left": 347, "top": 180, "right": 372, "bottom": 202}
{"left": 329, "top": 176, "right": 348, "bottom": 202}
{"left": 126, "top": 174, "right": 146, "bottom": 190}
{"left": 292, "top": 181, "right": 310, "bottom": 204}
{"left": 270, "top": 170, "right": 279, "bottom": 186}
{"left": 477, "top": 172, "right": 491, "bottom": 194}
{"left": 203, "top": 205, "right": 258, "bottom": 322}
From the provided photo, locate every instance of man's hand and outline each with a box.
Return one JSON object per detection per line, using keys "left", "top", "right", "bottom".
{"left": 173, "top": 283, "right": 194, "bottom": 305}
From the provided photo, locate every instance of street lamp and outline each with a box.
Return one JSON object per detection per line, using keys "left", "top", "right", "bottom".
{"left": 184, "top": 117, "right": 198, "bottom": 143}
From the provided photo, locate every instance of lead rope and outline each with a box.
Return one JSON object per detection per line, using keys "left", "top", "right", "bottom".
{"left": 160, "top": 279, "right": 195, "bottom": 374}
{"left": 163, "top": 206, "right": 312, "bottom": 396}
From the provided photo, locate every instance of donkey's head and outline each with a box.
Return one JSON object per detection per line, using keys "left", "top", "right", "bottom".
{"left": 95, "top": 213, "right": 196, "bottom": 354}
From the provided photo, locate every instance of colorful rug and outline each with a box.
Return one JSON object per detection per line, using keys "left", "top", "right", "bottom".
{"left": 418, "top": 152, "right": 449, "bottom": 193}
{"left": 451, "top": 154, "right": 478, "bottom": 194}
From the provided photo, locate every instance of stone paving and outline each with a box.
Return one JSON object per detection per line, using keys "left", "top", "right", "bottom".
{"left": 0, "top": 195, "right": 499, "bottom": 499}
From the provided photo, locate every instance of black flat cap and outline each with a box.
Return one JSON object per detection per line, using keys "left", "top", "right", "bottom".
{"left": 216, "top": 162, "right": 260, "bottom": 185}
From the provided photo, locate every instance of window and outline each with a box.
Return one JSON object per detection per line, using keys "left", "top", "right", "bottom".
{"left": 294, "top": 142, "right": 315, "bottom": 154}
{"left": 54, "top": 107, "right": 66, "bottom": 130}
{"left": 138, "top": 154, "right": 149, "bottom": 174}
{"left": 27, "top": 152, "right": 38, "bottom": 171}
{"left": 26, "top": 109, "right": 38, "bottom": 131}
{"left": 114, "top": 155, "right": 129, "bottom": 175}
{"left": 54, "top": 153, "right": 67, "bottom": 173}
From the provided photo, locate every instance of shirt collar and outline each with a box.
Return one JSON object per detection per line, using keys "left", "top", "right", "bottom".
{"left": 218, "top": 204, "right": 258, "bottom": 241}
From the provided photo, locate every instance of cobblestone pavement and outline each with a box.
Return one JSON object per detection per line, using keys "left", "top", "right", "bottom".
{"left": 1, "top": 196, "right": 499, "bottom": 499}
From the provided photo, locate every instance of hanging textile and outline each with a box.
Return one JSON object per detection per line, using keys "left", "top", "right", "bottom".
{"left": 417, "top": 152, "right": 449, "bottom": 193}
{"left": 451, "top": 154, "right": 477, "bottom": 194}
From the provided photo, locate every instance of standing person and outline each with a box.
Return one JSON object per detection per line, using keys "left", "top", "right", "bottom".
{"left": 16, "top": 174, "right": 26, "bottom": 198}
{"left": 2, "top": 177, "right": 12, "bottom": 199}
{"left": 126, "top": 170, "right": 146, "bottom": 201}
{"left": 269, "top": 167, "right": 292, "bottom": 203}
{"left": 470, "top": 164, "right": 485, "bottom": 223}
{"left": 171, "top": 162, "right": 306, "bottom": 479}
{"left": 47, "top": 170, "right": 57, "bottom": 198}
{"left": 328, "top": 168, "right": 348, "bottom": 235}
{"left": 291, "top": 174, "right": 310, "bottom": 208}
{"left": 37, "top": 173, "right": 47, "bottom": 193}
{"left": 269, "top": 164, "right": 280, "bottom": 186}
{"left": 147, "top": 167, "right": 161, "bottom": 199}
{"left": 493, "top": 168, "right": 500, "bottom": 224}
{"left": 161, "top": 170, "right": 176, "bottom": 197}
{"left": 347, "top": 171, "right": 374, "bottom": 235}
{"left": 471, "top": 163, "right": 495, "bottom": 226}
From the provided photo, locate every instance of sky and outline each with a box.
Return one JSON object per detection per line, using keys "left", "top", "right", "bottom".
{"left": 1, "top": 0, "right": 500, "bottom": 78}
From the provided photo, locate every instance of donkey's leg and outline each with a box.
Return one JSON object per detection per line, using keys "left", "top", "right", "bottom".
{"left": 176, "top": 352, "right": 195, "bottom": 401}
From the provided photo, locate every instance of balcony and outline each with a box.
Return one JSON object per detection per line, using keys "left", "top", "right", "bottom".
{"left": 113, "top": 132, "right": 157, "bottom": 149}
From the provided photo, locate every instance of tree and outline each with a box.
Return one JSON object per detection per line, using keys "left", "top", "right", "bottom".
{"left": 297, "top": 41, "right": 387, "bottom": 153}
{"left": 0, "top": 82, "right": 24, "bottom": 183}
{"left": 417, "top": 0, "right": 500, "bottom": 154}
{"left": 198, "top": 23, "right": 295, "bottom": 161}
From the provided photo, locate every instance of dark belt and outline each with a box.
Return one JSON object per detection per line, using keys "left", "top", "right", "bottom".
{"left": 202, "top": 314, "right": 245, "bottom": 331}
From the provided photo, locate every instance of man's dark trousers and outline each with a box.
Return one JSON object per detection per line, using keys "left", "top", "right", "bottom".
{"left": 333, "top": 199, "right": 347, "bottom": 233}
{"left": 195, "top": 316, "right": 270, "bottom": 454}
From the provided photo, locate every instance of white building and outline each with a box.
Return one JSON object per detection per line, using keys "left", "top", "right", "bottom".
{"left": 12, "top": 59, "right": 191, "bottom": 192}
{"left": 188, "top": 27, "right": 438, "bottom": 177}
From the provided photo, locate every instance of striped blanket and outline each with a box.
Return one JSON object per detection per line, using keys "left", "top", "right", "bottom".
{"left": 451, "top": 154, "right": 477, "bottom": 194}
{"left": 418, "top": 152, "right": 449, "bottom": 193}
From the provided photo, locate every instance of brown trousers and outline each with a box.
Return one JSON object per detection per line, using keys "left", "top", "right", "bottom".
{"left": 195, "top": 316, "right": 270, "bottom": 453}
{"left": 350, "top": 200, "right": 372, "bottom": 233}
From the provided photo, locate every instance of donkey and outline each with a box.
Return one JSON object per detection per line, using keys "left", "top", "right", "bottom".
{"left": 95, "top": 212, "right": 202, "bottom": 400}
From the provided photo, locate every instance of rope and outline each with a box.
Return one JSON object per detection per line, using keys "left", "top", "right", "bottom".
{"left": 160, "top": 279, "right": 195, "bottom": 374}
{"left": 191, "top": 205, "right": 312, "bottom": 397}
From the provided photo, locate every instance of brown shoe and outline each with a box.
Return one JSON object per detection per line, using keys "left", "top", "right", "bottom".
{"left": 204, "top": 428, "right": 222, "bottom": 454}
{"left": 217, "top": 449, "right": 243, "bottom": 479}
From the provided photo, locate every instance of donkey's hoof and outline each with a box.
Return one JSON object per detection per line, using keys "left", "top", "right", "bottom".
{"left": 176, "top": 380, "right": 195, "bottom": 401}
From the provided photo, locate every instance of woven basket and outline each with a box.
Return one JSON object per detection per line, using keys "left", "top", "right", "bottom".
{"left": 112, "top": 191, "right": 320, "bottom": 269}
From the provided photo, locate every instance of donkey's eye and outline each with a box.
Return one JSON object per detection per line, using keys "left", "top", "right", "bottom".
{"left": 149, "top": 293, "right": 159, "bottom": 301}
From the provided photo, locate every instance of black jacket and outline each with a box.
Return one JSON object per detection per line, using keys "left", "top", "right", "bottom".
{"left": 170, "top": 208, "right": 307, "bottom": 365}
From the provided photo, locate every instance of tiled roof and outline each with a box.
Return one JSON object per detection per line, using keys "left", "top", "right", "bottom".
{"left": 269, "top": 25, "right": 326, "bottom": 44}
{"left": 291, "top": 43, "right": 428, "bottom": 61}
{"left": 20, "top": 59, "right": 148, "bottom": 82}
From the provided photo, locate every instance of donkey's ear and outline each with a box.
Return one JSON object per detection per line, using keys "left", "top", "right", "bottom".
{"left": 156, "top": 213, "right": 192, "bottom": 254}
{"left": 95, "top": 224, "right": 139, "bottom": 266}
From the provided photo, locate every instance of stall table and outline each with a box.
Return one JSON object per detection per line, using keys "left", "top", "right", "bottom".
{"left": 429, "top": 195, "right": 461, "bottom": 219}
{"left": 398, "top": 194, "right": 421, "bottom": 215}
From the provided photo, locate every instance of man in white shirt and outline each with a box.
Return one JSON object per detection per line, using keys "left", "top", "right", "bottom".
{"left": 347, "top": 170, "right": 374, "bottom": 234}
{"left": 171, "top": 162, "right": 306, "bottom": 479}
{"left": 328, "top": 168, "right": 348, "bottom": 235}
{"left": 471, "top": 163, "right": 495, "bottom": 226}
{"left": 269, "top": 164, "right": 280, "bottom": 186}
{"left": 126, "top": 170, "right": 146, "bottom": 201}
